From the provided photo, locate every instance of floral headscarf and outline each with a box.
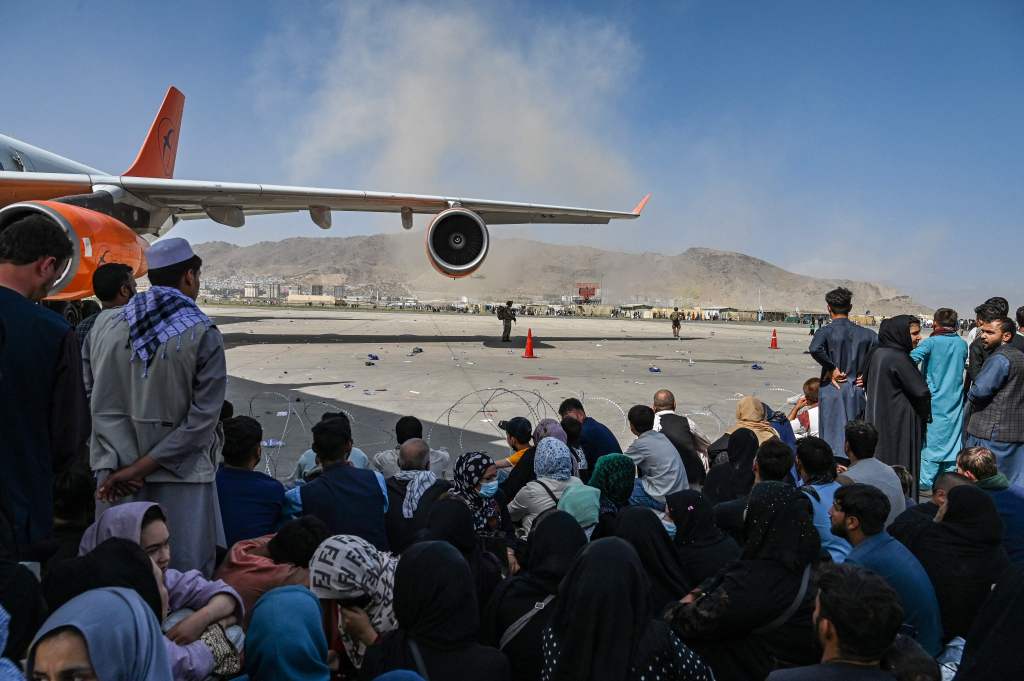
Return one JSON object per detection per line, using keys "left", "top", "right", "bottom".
{"left": 587, "top": 454, "right": 636, "bottom": 508}
{"left": 309, "top": 535, "right": 399, "bottom": 668}
{"left": 449, "top": 452, "right": 499, "bottom": 531}
{"left": 534, "top": 438, "right": 573, "bottom": 481}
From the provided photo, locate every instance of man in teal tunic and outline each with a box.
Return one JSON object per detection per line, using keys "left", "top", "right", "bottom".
{"left": 910, "top": 308, "right": 968, "bottom": 490}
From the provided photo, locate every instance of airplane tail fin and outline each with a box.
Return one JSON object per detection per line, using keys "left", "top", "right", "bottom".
{"left": 123, "top": 86, "right": 185, "bottom": 179}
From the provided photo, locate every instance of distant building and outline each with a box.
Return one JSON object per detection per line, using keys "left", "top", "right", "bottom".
{"left": 268, "top": 283, "right": 282, "bottom": 299}
{"left": 311, "top": 284, "right": 324, "bottom": 296}
{"left": 243, "top": 283, "right": 259, "bottom": 298}
{"left": 333, "top": 285, "right": 346, "bottom": 299}
{"left": 286, "top": 293, "right": 335, "bottom": 306}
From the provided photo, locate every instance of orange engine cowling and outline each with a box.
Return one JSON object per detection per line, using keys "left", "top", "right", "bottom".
{"left": 0, "top": 200, "right": 149, "bottom": 301}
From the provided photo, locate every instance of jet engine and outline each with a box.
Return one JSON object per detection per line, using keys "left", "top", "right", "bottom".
{"left": 425, "top": 207, "right": 489, "bottom": 278}
{"left": 0, "top": 201, "right": 149, "bottom": 300}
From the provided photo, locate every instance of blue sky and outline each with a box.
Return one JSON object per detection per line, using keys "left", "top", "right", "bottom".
{"left": 2, "top": 1, "right": 1021, "bottom": 312}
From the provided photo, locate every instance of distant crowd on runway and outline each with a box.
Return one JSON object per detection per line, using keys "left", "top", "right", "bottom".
{"left": 1, "top": 217, "right": 1024, "bottom": 680}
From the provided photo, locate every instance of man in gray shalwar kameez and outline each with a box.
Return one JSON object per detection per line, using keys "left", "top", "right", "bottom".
{"left": 83, "top": 238, "right": 226, "bottom": 576}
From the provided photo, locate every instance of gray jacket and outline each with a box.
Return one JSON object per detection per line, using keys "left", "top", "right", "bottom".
{"left": 625, "top": 430, "right": 688, "bottom": 501}
{"left": 83, "top": 309, "right": 226, "bottom": 484}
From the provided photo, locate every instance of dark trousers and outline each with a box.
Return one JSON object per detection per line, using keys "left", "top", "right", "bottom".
{"left": 502, "top": 320, "right": 512, "bottom": 341}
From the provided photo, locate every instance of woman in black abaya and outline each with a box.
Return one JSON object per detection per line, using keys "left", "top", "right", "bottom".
{"left": 423, "top": 499, "right": 504, "bottom": 617}
{"left": 702, "top": 428, "right": 759, "bottom": 505}
{"left": 864, "top": 315, "right": 931, "bottom": 500}
{"left": 359, "top": 541, "right": 510, "bottom": 681}
{"left": 666, "top": 490, "right": 741, "bottom": 585}
{"left": 540, "top": 538, "right": 713, "bottom": 681}
{"left": 612, "top": 507, "right": 691, "bottom": 614}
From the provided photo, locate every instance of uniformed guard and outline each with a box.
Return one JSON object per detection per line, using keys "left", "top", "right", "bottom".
{"left": 670, "top": 307, "right": 682, "bottom": 339}
{"left": 497, "top": 300, "right": 516, "bottom": 342}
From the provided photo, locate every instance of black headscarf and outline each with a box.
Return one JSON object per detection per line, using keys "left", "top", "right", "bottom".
{"left": 42, "top": 537, "right": 163, "bottom": 621}
{"left": 0, "top": 561, "right": 46, "bottom": 662}
{"left": 613, "top": 507, "right": 690, "bottom": 612}
{"left": 548, "top": 538, "right": 669, "bottom": 681}
{"left": 942, "top": 484, "right": 1004, "bottom": 546}
{"left": 703, "top": 428, "right": 759, "bottom": 503}
{"left": 956, "top": 566, "right": 1024, "bottom": 681}
{"left": 523, "top": 510, "right": 587, "bottom": 594}
{"left": 424, "top": 499, "right": 503, "bottom": 614}
{"left": 877, "top": 315, "right": 918, "bottom": 353}
{"left": 741, "top": 482, "right": 820, "bottom": 573}
{"left": 393, "top": 540, "right": 479, "bottom": 651}
{"left": 665, "top": 490, "right": 743, "bottom": 586}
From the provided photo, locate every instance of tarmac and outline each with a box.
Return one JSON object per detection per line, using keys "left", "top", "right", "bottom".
{"left": 213, "top": 306, "right": 827, "bottom": 481}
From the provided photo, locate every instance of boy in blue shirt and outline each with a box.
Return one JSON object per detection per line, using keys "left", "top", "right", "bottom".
{"left": 216, "top": 416, "right": 286, "bottom": 548}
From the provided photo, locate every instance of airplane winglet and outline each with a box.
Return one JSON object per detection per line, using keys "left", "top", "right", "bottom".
{"left": 123, "top": 86, "right": 185, "bottom": 179}
{"left": 632, "top": 193, "right": 651, "bottom": 216}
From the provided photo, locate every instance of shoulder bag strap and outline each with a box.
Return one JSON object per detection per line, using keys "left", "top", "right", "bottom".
{"left": 751, "top": 564, "right": 812, "bottom": 636}
{"left": 408, "top": 639, "right": 431, "bottom": 681}
{"left": 499, "top": 595, "right": 555, "bottom": 650}
{"left": 534, "top": 480, "right": 560, "bottom": 505}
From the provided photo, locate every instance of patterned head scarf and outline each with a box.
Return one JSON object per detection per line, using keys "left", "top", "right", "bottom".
{"left": 122, "top": 286, "right": 212, "bottom": 368}
{"left": 587, "top": 454, "right": 636, "bottom": 508}
{"left": 309, "top": 535, "right": 399, "bottom": 668}
{"left": 742, "top": 481, "right": 821, "bottom": 572}
{"left": 534, "top": 438, "right": 573, "bottom": 481}
{"left": 449, "top": 452, "right": 499, "bottom": 531}
{"left": 393, "top": 470, "right": 438, "bottom": 519}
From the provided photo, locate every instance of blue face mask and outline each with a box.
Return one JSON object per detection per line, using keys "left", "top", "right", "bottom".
{"left": 479, "top": 480, "right": 499, "bottom": 498}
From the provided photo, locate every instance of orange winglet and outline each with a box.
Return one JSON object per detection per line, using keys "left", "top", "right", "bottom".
{"left": 632, "top": 193, "right": 651, "bottom": 215}
{"left": 123, "top": 86, "right": 185, "bottom": 179}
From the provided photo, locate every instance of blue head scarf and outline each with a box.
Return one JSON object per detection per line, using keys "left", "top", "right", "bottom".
{"left": 534, "top": 438, "right": 573, "bottom": 481}
{"left": 27, "top": 588, "right": 172, "bottom": 681}
{"left": 241, "top": 586, "right": 329, "bottom": 681}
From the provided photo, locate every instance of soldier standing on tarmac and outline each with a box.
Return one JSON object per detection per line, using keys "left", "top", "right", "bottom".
{"left": 670, "top": 307, "right": 682, "bottom": 339}
{"left": 498, "top": 300, "right": 516, "bottom": 342}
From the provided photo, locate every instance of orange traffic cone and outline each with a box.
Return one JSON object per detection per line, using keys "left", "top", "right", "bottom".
{"left": 770, "top": 328, "right": 779, "bottom": 350}
{"left": 523, "top": 328, "right": 537, "bottom": 358}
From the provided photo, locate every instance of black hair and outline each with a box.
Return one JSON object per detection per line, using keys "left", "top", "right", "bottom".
{"left": 756, "top": 439, "right": 795, "bottom": 481}
{"left": 834, "top": 483, "right": 890, "bottom": 536}
{"left": 91, "top": 263, "right": 133, "bottom": 302}
{"left": 141, "top": 504, "right": 167, "bottom": 534}
{"left": 52, "top": 450, "right": 96, "bottom": 528}
{"left": 981, "top": 296, "right": 1009, "bottom": 317}
{"left": 558, "top": 398, "right": 585, "bottom": 417}
{"left": 796, "top": 436, "right": 835, "bottom": 479}
{"left": 561, "top": 416, "right": 582, "bottom": 447}
{"left": 974, "top": 304, "right": 1003, "bottom": 324}
{"left": 312, "top": 417, "right": 352, "bottom": 463}
{"left": 320, "top": 411, "right": 350, "bottom": 425}
{"left": 395, "top": 415, "right": 423, "bottom": 444}
{"left": 825, "top": 287, "right": 853, "bottom": 315}
{"left": 845, "top": 420, "right": 878, "bottom": 459}
{"left": 881, "top": 634, "right": 942, "bottom": 681}
{"left": 219, "top": 400, "right": 234, "bottom": 421}
{"left": 816, "top": 563, "right": 904, "bottom": 663}
{"left": 1016, "top": 306, "right": 1024, "bottom": 329}
{"left": 933, "top": 308, "right": 958, "bottom": 329}
{"left": 267, "top": 516, "right": 330, "bottom": 567}
{"left": 148, "top": 254, "right": 202, "bottom": 288}
{"left": 996, "top": 317, "right": 1017, "bottom": 336}
{"left": 932, "top": 471, "right": 971, "bottom": 494}
{"left": 627, "top": 405, "right": 655, "bottom": 434}
{"left": 0, "top": 214, "right": 73, "bottom": 265}
{"left": 891, "top": 465, "right": 913, "bottom": 499}
{"left": 221, "top": 416, "right": 263, "bottom": 467}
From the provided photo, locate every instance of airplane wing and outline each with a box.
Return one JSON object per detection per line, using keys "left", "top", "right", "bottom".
{"left": 0, "top": 171, "right": 648, "bottom": 229}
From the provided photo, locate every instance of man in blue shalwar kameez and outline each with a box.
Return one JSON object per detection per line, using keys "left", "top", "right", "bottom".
{"left": 809, "top": 288, "right": 878, "bottom": 458}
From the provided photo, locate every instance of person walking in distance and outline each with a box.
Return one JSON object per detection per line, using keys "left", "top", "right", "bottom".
{"left": 671, "top": 307, "right": 682, "bottom": 339}
{"left": 497, "top": 300, "right": 516, "bottom": 342}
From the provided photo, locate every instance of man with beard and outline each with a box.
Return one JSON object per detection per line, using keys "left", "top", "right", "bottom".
{"left": 766, "top": 564, "right": 904, "bottom": 680}
{"left": 829, "top": 484, "right": 942, "bottom": 656}
{"left": 0, "top": 214, "right": 90, "bottom": 556}
{"left": 966, "top": 317, "right": 1024, "bottom": 485}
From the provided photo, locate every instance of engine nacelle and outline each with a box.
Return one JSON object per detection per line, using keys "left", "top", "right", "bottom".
{"left": 0, "top": 201, "right": 149, "bottom": 301}
{"left": 425, "top": 207, "right": 489, "bottom": 278}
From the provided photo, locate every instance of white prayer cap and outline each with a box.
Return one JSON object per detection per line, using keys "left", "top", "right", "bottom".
{"left": 146, "top": 238, "right": 195, "bottom": 270}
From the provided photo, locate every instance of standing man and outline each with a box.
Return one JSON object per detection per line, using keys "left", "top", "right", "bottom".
{"left": 966, "top": 317, "right": 1024, "bottom": 485}
{"left": 75, "top": 263, "right": 136, "bottom": 348}
{"left": 84, "top": 238, "right": 226, "bottom": 576}
{"left": 497, "top": 300, "right": 516, "bottom": 342}
{"left": 0, "top": 214, "right": 89, "bottom": 554}
{"left": 910, "top": 308, "right": 968, "bottom": 491}
{"left": 809, "top": 287, "right": 878, "bottom": 456}
{"left": 670, "top": 307, "right": 682, "bottom": 339}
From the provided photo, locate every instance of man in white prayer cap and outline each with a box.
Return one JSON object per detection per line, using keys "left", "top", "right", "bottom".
{"left": 82, "top": 237, "right": 227, "bottom": 576}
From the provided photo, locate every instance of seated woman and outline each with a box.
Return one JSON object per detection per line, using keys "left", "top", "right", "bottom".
{"left": 215, "top": 516, "right": 330, "bottom": 625}
{"left": 28, "top": 587, "right": 173, "bottom": 681}
{"left": 440, "top": 452, "right": 516, "bottom": 570}
{"left": 238, "top": 586, "right": 331, "bottom": 681}
{"left": 46, "top": 537, "right": 239, "bottom": 681}
{"left": 423, "top": 500, "right": 504, "bottom": 617}
{"left": 508, "top": 439, "right": 582, "bottom": 534}
{"left": 540, "top": 538, "right": 713, "bottom": 681}
{"left": 705, "top": 396, "right": 778, "bottom": 474}
{"left": 308, "top": 534, "right": 400, "bottom": 676}
{"left": 665, "top": 490, "right": 741, "bottom": 585}
{"left": 359, "top": 541, "right": 510, "bottom": 680}
{"left": 612, "top": 507, "right": 691, "bottom": 614}
{"left": 586, "top": 454, "right": 636, "bottom": 539}
{"left": 0, "top": 560, "right": 46, "bottom": 668}
{"left": 79, "top": 502, "right": 244, "bottom": 680}
{"left": 666, "top": 482, "right": 821, "bottom": 681}
{"left": 702, "top": 428, "right": 759, "bottom": 505}
{"left": 482, "top": 511, "right": 587, "bottom": 681}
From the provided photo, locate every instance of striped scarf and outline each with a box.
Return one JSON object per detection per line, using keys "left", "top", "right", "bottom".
{"left": 122, "top": 286, "right": 211, "bottom": 366}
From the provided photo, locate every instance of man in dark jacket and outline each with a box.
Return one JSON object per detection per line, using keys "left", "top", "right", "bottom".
{"left": 652, "top": 389, "right": 705, "bottom": 486}
{"left": 385, "top": 437, "right": 450, "bottom": 552}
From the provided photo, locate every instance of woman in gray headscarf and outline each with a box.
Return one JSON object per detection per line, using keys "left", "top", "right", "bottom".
{"left": 28, "top": 587, "right": 174, "bottom": 681}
